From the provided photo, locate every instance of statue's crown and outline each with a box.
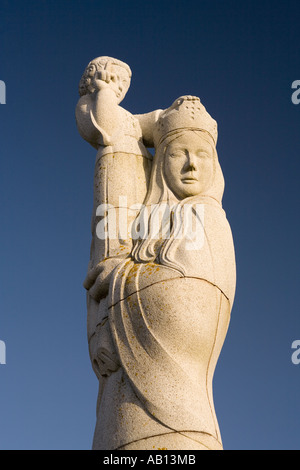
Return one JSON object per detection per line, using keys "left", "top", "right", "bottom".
{"left": 154, "top": 95, "right": 218, "bottom": 147}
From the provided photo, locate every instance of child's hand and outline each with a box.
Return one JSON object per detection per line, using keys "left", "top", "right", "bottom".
{"left": 92, "top": 60, "right": 118, "bottom": 91}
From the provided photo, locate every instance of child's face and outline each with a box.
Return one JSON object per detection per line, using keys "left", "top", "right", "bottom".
{"left": 164, "top": 132, "right": 215, "bottom": 200}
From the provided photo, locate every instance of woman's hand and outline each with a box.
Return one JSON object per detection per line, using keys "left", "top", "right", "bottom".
{"left": 83, "top": 257, "right": 124, "bottom": 302}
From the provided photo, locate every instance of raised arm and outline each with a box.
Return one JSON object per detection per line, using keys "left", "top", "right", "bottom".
{"left": 88, "top": 60, "right": 123, "bottom": 144}
{"left": 75, "top": 58, "right": 131, "bottom": 148}
{"left": 135, "top": 109, "right": 163, "bottom": 148}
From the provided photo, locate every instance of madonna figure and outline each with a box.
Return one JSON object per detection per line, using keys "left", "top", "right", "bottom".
{"left": 88, "top": 95, "right": 236, "bottom": 450}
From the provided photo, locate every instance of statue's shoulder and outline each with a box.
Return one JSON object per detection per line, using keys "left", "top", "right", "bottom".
{"left": 134, "top": 109, "right": 164, "bottom": 147}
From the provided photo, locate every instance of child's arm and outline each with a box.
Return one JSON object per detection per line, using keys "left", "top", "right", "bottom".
{"left": 75, "top": 60, "right": 123, "bottom": 148}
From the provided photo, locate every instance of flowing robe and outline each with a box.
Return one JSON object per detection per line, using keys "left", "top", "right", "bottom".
{"left": 92, "top": 198, "right": 236, "bottom": 450}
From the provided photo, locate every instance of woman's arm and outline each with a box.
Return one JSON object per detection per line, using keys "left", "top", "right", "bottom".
{"left": 135, "top": 109, "right": 163, "bottom": 148}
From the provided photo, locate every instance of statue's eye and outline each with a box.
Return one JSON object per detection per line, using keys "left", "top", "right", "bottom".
{"left": 168, "top": 150, "right": 185, "bottom": 158}
{"left": 197, "top": 152, "right": 211, "bottom": 159}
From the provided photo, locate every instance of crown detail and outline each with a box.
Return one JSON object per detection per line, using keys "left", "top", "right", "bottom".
{"left": 154, "top": 95, "right": 218, "bottom": 147}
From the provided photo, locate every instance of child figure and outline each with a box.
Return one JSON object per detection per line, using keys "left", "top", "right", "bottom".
{"left": 76, "top": 56, "right": 162, "bottom": 299}
{"left": 76, "top": 56, "right": 162, "bottom": 379}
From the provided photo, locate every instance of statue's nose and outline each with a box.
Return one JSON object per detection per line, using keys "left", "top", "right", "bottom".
{"left": 185, "top": 152, "right": 197, "bottom": 171}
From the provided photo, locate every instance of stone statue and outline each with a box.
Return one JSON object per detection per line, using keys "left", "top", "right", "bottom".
{"left": 76, "top": 57, "right": 236, "bottom": 450}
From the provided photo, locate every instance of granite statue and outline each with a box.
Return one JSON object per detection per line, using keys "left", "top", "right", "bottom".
{"left": 76, "top": 56, "right": 236, "bottom": 450}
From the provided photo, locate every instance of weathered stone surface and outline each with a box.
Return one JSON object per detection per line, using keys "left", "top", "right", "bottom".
{"left": 76, "top": 56, "right": 236, "bottom": 450}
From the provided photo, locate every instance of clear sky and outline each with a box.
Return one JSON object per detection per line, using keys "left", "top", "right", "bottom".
{"left": 1, "top": 0, "right": 300, "bottom": 450}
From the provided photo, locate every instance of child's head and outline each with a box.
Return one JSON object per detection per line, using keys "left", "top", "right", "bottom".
{"left": 79, "top": 56, "right": 132, "bottom": 103}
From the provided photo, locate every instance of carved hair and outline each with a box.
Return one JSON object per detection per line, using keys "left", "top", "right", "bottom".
{"left": 78, "top": 56, "right": 132, "bottom": 97}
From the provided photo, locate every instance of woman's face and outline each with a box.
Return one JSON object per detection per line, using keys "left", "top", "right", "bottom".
{"left": 163, "top": 132, "right": 215, "bottom": 200}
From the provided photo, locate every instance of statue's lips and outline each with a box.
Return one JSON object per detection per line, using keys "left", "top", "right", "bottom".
{"left": 181, "top": 177, "right": 198, "bottom": 183}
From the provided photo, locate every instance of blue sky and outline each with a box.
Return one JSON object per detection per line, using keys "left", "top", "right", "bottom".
{"left": 1, "top": 0, "right": 300, "bottom": 450}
